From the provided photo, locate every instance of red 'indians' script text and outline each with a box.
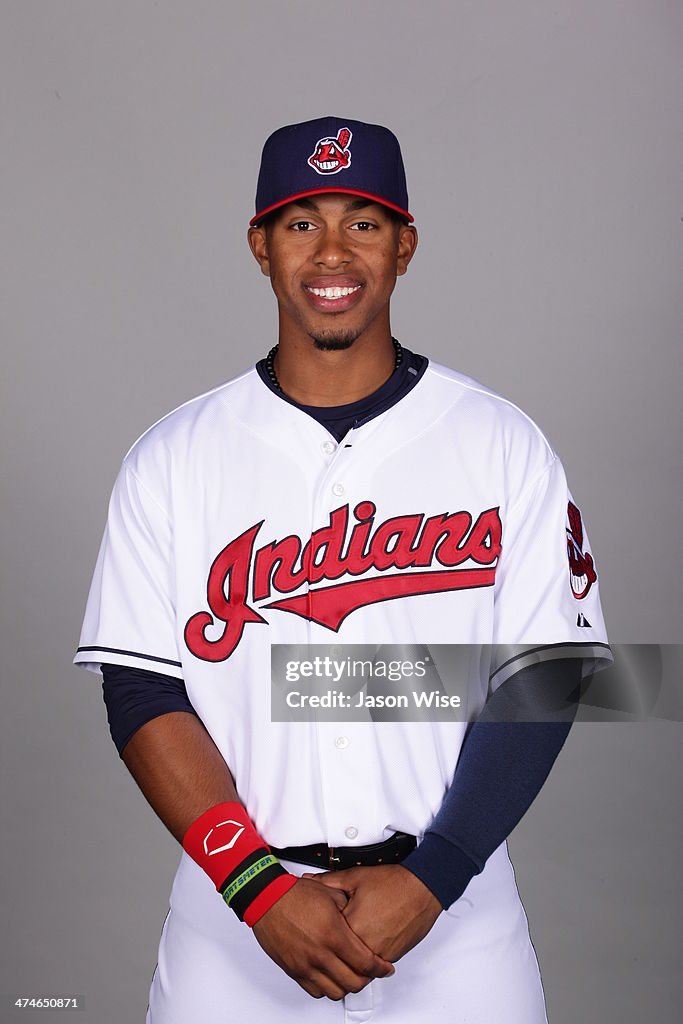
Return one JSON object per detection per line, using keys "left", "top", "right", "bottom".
{"left": 184, "top": 500, "right": 502, "bottom": 662}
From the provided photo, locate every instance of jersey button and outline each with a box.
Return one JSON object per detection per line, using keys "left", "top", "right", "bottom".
{"left": 332, "top": 483, "right": 345, "bottom": 496}
{"left": 321, "top": 441, "right": 335, "bottom": 454}
{"left": 345, "top": 826, "right": 359, "bottom": 840}
{"left": 335, "top": 736, "right": 350, "bottom": 749}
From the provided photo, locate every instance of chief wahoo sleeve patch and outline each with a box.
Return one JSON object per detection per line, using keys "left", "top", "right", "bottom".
{"left": 566, "top": 501, "right": 597, "bottom": 599}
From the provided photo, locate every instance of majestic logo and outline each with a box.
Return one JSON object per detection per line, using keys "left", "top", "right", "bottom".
{"left": 185, "top": 501, "right": 502, "bottom": 663}
{"left": 308, "top": 127, "right": 353, "bottom": 174}
{"left": 566, "top": 501, "right": 597, "bottom": 599}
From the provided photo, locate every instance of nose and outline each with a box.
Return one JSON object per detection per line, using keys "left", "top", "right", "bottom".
{"left": 313, "top": 226, "right": 352, "bottom": 269}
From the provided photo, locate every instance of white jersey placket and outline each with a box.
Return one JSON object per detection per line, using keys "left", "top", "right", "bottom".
{"left": 305, "top": 424, "right": 381, "bottom": 852}
{"left": 307, "top": 423, "right": 383, "bottom": 1024}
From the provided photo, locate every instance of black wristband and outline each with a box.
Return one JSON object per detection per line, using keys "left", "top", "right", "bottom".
{"left": 219, "top": 847, "right": 290, "bottom": 922}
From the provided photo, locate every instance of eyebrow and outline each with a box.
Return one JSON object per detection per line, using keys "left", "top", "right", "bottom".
{"left": 292, "top": 197, "right": 374, "bottom": 213}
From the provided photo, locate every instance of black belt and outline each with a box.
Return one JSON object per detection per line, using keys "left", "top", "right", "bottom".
{"left": 270, "top": 831, "right": 417, "bottom": 871}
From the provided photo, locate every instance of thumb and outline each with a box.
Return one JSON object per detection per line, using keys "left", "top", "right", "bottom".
{"left": 302, "top": 870, "right": 355, "bottom": 894}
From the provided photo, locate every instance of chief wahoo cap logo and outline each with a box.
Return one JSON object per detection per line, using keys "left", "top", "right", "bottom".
{"left": 308, "top": 127, "right": 353, "bottom": 175}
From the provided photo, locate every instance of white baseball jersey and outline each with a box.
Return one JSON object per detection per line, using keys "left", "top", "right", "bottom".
{"left": 75, "top": 360, "right": 610, "bottom": 1023}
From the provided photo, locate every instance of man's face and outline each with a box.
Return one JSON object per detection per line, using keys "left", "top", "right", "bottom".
{"left": 248, "top": 194, "right": 417, "bottom": 350}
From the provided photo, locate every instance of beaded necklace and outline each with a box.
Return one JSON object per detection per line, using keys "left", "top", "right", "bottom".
{"left": 264, "top": 338, "right": 403, "bottom": 393}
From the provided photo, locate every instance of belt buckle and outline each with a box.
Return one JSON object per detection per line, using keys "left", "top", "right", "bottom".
{"left": 328, "top": 847, "right": 341, "bottom": 869}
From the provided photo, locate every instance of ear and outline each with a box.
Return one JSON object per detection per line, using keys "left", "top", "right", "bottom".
{"left": 396, "top": 223, "right": 418, "bottom": 276}
{"left": 248, "top": 225, "right": 271, "bottom": 277}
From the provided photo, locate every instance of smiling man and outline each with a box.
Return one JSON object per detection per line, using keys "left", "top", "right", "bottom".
{"left": 75, "top": 117, "right": 610, "bottom": 1022}
{"left": 249, "top": 189, "right": 415, "bottom": 408}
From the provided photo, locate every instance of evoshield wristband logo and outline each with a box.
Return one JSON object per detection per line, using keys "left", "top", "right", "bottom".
{"left": 184, "top": 500, "right": 502, "bottom": 663}
{"left": 204, "top": 820, "right": 246, "bottom": 856}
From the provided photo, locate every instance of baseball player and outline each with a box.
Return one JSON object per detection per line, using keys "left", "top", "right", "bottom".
{"left": 75, "top": 117, "right": 611, "bottom": 1023}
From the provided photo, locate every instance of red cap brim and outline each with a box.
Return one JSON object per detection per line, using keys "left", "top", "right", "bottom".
{"left": 250, "top": 187, "right": 413, "bottom": 226}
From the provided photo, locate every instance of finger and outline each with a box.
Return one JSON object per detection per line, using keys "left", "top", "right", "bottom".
{"left": 333, "top": 921, "right": 396, "bottom": 978}
{"left": 299, "top": 874, "right": 349, "bottom": 909}
{"left": 305, "top": 968, "right": 350, "bottom": 1002}
{"left": 328, "top": 888, "right": 349, "bottom": 911}
{"left": 310, "top": 954, "right": 376, "bottom": 999}
{"left": 297, "top": 978, "right": 324, "bottom": 1000}
{"left": 341, "top": 904, "right": 395, "bottom": 968}
{"left": 308, "top": 870, "right": 354, "bottom": 893}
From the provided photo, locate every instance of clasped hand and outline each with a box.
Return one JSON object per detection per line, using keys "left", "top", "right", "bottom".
{"left": 252, "top": 865, "right": 442, "bottom": 1001}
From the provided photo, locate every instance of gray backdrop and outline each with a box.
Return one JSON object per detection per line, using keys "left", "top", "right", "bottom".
{"left": 2, "top": 1, "right": 681, "bottom": 1021}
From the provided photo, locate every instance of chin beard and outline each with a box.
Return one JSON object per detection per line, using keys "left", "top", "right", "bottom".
{"left": 310, "top": 329, "right": 360, "bottom": 352}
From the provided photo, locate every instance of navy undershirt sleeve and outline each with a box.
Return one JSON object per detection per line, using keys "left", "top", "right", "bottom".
{"left": 401, "top": 658, "right": 583, "bottom": 910}
{"left": 102, "top": 656, "right": 582, "bottom": 908}
{"left": 101, "top": 663, "right": 198, "bottom": 756}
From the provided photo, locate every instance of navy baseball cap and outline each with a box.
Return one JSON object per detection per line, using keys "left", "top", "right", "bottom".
{"left": 250, "top": 116, "right": 413, "bottom": 226}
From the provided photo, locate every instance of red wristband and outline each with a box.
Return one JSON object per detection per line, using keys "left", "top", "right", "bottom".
{"left": 182, "top": 801, "right": 296, "bottom": 926}
{"left": 243, "top": 872, "right": 298, "bottom": 927}
{"left": 183, "top": 801, "right": 265, "bottom": 889}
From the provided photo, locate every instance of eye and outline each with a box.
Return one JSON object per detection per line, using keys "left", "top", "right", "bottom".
{"left": 350, "top": 220, "right": 377, "bottom": 232}
{"left": 289, "top": 220, "right": 317, "bottom": 232}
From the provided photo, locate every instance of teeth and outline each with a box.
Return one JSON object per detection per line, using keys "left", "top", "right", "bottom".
{"left": 308, "top": 285, "right": 362, "bottom": 299}
{"left": 319, "top": 160, "right": 338, "bottom": 170}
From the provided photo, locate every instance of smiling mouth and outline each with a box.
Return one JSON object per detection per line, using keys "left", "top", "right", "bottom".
{"left": 305, "top": 284, "right": 362, "bottom": 299}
